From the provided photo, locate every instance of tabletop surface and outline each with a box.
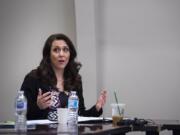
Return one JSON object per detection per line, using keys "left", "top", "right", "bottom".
{"left": 0, "top": 119, "right": 180, "bottom": 135}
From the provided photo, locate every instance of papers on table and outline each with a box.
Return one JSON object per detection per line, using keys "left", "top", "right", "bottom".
{"left": 78, "top": 116, "right": 112, "bottom": 124}
{"left": 78, "top": 116, "right": 104, "bottom": 122}
{"left": 0, "top": 117, "right": 112, "bottom": 128}
{"left": 0, "top": 121, "right": 15, "bottom": 129}
{"left": 27, "top": 119, "right": 57, "bottom": 125}
{"left": 78, "top": 116, "right": 112, "bottom": 121}
{"left": 27, "top": 117, "right": 112, "bottom": 125}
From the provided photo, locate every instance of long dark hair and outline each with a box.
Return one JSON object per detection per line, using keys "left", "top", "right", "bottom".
{"left": 32, "top": 33, "right": 81, "bottom": 91}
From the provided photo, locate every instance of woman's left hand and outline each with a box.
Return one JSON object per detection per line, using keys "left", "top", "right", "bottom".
{"left": 96, "top": 90, "right": 107, "bottom": 111}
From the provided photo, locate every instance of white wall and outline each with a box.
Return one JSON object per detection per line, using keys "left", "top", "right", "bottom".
{"left": 74, "top": 0, "right": 180, "bottom": 120}
{"left": 95, "top": 0, "right": 180, "bottom": 119}
{"left": 74, "top": 0, "right": 98, "bottom": 108}
{"left": 0, "top": 0, "right": 76, "bottom": 121}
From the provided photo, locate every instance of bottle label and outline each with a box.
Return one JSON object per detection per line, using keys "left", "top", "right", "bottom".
{"left": 16, "top": 101, "right": 27, "bottom": 110}
{"left": 68, "top": 99, "right": 79, "bottom": 109}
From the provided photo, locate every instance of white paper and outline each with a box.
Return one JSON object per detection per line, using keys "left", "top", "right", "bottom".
{"left": 27, "top": 119, "right": 57, "bottom": 125}
{"left": 26, "top": 117, "right": 112, "bottom": 125}
{"left": 78, "top": 116, "right": 112, "bottom": 122}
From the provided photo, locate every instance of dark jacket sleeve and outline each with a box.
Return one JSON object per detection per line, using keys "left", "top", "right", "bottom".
{"left": 77, "top": 80, "right": 102, "bottom": 117}
{"left": 21, "top": 74, "right": 48, "bottom": 120}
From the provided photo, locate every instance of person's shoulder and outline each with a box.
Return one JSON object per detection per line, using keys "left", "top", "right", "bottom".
{"left": 21, "top": 69, "right": 39, "bottom": 90}
{"left": 24, "top": 69, "right": 38, "bottom": 81}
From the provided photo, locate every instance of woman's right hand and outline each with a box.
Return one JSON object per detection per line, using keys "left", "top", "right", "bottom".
{"left": 37, "top": 88, "right": 51, "bottom": 110}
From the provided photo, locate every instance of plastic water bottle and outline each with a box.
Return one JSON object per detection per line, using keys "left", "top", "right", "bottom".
{"left": 14, "top": 90, "right": 27, "bottom": 132}
{"left": 68, "top": 91, "right": 79, "bottom": 125}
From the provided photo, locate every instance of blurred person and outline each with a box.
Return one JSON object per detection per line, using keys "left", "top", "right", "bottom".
{"left": 21, "top": 33, "right": 107, "bottom": 120}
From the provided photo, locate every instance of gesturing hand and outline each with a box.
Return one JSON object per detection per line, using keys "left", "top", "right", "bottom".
{"left": 37, "top": 88, "right": 51, "bottom": 110}
{"left": 96, "top": 90, "right": 107, "bottom": 111}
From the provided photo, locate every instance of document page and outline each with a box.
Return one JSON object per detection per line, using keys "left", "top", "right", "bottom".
{"left": 78, "top": 116, "right": 112, "bottom": 124}
{"left": 27, "top": 119, "right": 57, "bottom": 125}
{"left": 78, "top": 116, "right": 104, "bottom": 122}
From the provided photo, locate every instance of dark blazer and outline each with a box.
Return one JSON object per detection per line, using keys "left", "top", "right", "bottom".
{"left": 21, "top": 73, "right": 102, "bottom": 120}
